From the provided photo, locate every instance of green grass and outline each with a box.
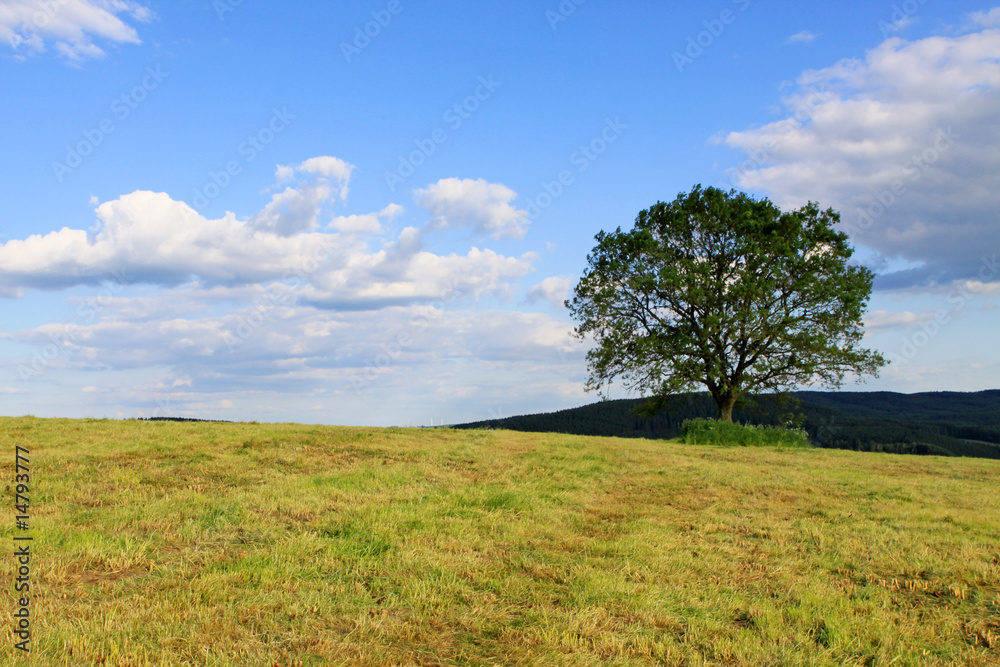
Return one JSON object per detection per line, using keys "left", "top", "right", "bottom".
{"left": 1, "top": 417, "right": 998, "bottom": 665}
{"left": 680, "top": 418, "right": 812, "bottom": 448}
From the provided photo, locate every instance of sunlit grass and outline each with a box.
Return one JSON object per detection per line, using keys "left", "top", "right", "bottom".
{"left": 1, "top": 417, "right": 998, "bottom": 665}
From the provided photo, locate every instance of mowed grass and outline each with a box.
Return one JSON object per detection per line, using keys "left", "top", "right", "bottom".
{"left": 1, "top": 417, "right": 999, "bottom": 666}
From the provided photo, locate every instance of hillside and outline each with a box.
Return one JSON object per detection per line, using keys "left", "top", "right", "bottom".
{"left": 2, "top": 417, "right": 998, "bottom": 665}
{"left": 454, "top": 390, "right": 1000, "bottom": 460}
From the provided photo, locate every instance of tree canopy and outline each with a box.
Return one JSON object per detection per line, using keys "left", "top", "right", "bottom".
{"left": 566, "top": 185, "right": 887, "bottom": 422}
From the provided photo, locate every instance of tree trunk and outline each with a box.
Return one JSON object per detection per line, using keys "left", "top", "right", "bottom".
{"left": 718, "top": 395, "right": 738, "bottom": 422}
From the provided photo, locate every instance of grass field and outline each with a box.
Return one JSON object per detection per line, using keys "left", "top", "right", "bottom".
{"left": 2, "top": 417, "right": 999, "bottom": 666}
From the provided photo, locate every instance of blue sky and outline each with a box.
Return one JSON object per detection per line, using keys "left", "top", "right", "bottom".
{"left": 1, "top": 0, "right": 998, "bottom": 425}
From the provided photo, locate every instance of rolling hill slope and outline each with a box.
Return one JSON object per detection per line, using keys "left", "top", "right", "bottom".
{"left": 2, "top": 417, "right": 998, "bottom": 664}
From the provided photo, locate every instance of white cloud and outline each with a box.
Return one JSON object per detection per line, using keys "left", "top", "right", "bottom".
{"left": 526, "top": 276, "right": 573, "bottom": 309}
{"left": 1, "top": 0, "right": 153, "bottom": 64}
{"left": 0, "top": 159, "right": 579, "bottom": 423}
{"left": 0, "top": 190, "right": 338, "bottom": 288}
{"left": 416, "top": 178, "right": 529, "bottom": 239}
{"left": 298, "top": 156, "right": 353, "bottom": 186}
{"left": 0, "top": 158, "right": 534, "bottom": 307}
{"left": 721, "top": 25, "right": 1000, "bottom": 291}
{"left": 864, "top": 309, "right": 940, "bottom": 333}
{"left": 970, "top": 7, "right": 1000, "bottom": 27}
{"left": 251, "top": 157, "right": 354, "bottom": 236}
{"left": 248, "top": 185, "right": 335, "bottom": 237}
{"left": 787, "top": 30, "right": 819, "bottom": 44}
{"left": 301, "top": 244, "right": 535, "bottom": 310}
{"left": 329, "top": 204, "right": 403, "bottom": 234}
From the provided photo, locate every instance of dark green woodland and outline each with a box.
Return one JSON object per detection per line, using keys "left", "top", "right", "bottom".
{"left": 454, "top": 390, "right": 1000, "bottom": 460}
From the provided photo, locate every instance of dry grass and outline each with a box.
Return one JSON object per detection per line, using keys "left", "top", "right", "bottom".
{"left": 1, "top": 416, "right": 999, "bottom": 665}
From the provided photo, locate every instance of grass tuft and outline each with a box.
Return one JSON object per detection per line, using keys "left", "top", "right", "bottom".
{"left": 680, "top": 417, "right": 812, "bottom": 447}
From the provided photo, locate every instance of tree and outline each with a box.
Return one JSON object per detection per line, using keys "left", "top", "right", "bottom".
{"left": 566, "top": 185, "right": 887, "bottom": 422}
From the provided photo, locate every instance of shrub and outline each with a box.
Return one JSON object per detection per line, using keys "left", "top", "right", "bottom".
{"left": 679, "top": 418, "right": 811, "bottom": 448}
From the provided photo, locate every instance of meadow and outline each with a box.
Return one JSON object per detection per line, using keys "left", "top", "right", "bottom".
{"left": 1, "top": 416, "right": 998, "bottom": 666}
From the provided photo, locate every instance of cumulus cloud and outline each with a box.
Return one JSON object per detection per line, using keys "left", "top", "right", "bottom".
{"left": 415, "top": 178, "right": 529, "bottom": 239}
{"left": 720, "top": 24, "right": 1000, "bottom": 292}
{"left": 250, "top": 157, "right": 355, "bottom": 236}
{"left": 1, "top": 0, "right": 153, "bottom": 64}
{"left": 298, "top": 156, "right": 353, "bottom": 183}
{"left": 300, "top": 245, "right": 535, "bottom": 310}
{"left": 0, "top": 158, "right": 534, "bottom": 307}
{"left": 329, "top": 204, "right": 403, "bottom": 234}
{"left": 0, "top": 190, "right": 339, "bottom": 289}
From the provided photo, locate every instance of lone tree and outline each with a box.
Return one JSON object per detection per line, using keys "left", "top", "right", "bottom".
{"left": 567, "top": 185, "right": 887, "bottom": 422}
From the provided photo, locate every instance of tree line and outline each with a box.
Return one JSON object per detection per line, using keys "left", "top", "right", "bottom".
{"left": 453, "top": 390, "right": 1000, "bottom": 460}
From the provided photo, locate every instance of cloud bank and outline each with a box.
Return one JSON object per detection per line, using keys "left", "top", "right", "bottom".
{"left": 721, "top": 24, "right": 1000, "bottom": 292}
{"left": 1, "top": 159, "right": 586, "bottom": 422}
{"left": 0, "top": 160, "right": 536, "bottom": 306}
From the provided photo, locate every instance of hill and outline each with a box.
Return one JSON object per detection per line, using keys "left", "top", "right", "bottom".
{"left": 453, "top": 390, "right": 1000, "bottom": 460}
{"left": 1, "top": 417, "right": 998, "bottom": 665}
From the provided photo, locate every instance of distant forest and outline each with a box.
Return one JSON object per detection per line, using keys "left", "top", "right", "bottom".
{"left": 453, "top": 390, "right": 1000, "bottom": 460}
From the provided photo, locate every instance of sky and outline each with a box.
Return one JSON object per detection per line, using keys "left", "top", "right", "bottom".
{"left": 0, "top": 0, "right": 998, "bottom": 426}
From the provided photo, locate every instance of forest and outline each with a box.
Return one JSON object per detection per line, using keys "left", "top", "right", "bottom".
{"left": 454, "top": 390, "right": 1000, "bottom": 459}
